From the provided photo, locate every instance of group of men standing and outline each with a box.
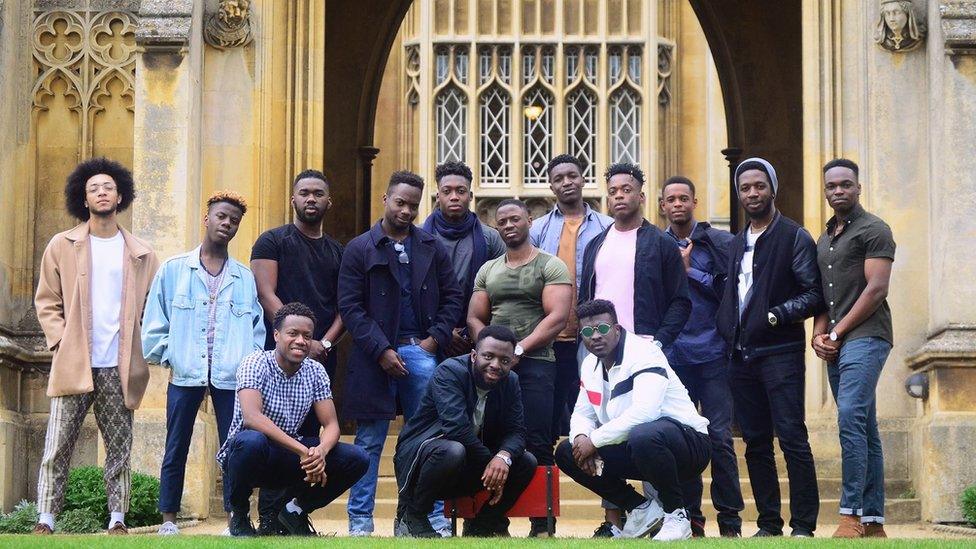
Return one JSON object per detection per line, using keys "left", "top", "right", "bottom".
{"left": 29, "top": 150, "right": 895, "bottom": 540}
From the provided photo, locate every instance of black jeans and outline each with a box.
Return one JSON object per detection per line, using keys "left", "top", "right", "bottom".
{"left": 550, "top": 340, "right": 581, "bottom": 441}
{"left": 398, "top": 439, "right": 537, "bottom": 527}
{"left": 672, "top": 357, "right": 744, "bottom": 532}
{"left": 222, "top": 432, "right": 368, "bottom": 513}
{"left": 555, "top": 418, "right": 711, "bottom": 514}
{"left": 515, "top": 357, "right": 556, "bottom": 466}
{"left": 730, "top": 350, "right": 819, "bottom": 534}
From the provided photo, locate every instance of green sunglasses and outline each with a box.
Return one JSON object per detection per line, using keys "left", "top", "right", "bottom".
{"left": 580, "top": 323, "right": 613, "bottom": 338}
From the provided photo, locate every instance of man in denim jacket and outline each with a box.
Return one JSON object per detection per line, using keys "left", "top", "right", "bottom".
{"left": 142, "top": 191, "right": 266, "bottom": 534}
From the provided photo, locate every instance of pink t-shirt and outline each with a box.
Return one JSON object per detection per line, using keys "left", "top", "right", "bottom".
{"left": 593, "top": 225, "right": 638, "bottom": 332}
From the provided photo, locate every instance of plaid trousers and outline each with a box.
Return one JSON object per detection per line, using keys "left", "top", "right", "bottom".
{"left": 36, "top": 367, "right": 133, "bottom": 515}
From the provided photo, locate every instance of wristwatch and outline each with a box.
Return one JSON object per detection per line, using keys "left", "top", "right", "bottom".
{"left": 321, "top": 339, "right": 333, "bottom": 351}
{"left": 767, "top": 312, "right": 778, "bottom": 327}
{"left": 514, "top": 344, "right": 524, "bottom": 357}
{"left": 494, "top": 453, "right": 512, "bottom": 467}
{"left": 828, "top": 331, "right": 839, "bottom": 342}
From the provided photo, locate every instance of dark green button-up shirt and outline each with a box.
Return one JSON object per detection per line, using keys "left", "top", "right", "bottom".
{"left": 816, "top": 204, "right": 896, "bottom": 344}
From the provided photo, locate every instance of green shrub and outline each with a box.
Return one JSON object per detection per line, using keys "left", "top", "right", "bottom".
{"left": 57, "top": 508, "right": 102, "bottom": 533}
{"left": 963, "top": 484, "right": 976, "bottom": 527}
{"left": 0, "top": 500, "right": 39, "bottom": 534}
{"left": 63, "top": 466, "right": 160, "bottom": 528}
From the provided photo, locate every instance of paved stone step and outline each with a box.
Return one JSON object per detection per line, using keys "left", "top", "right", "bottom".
{"left": 365, "top": 474, "right": 913, "bottom": 501}
{"left": 307, "top": 496, "right": 922, "bottom": 524}
{"left": 342, "top": 435, "right": 847, "bottom": 478}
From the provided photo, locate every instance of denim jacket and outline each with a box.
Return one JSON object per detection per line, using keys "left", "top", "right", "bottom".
{"left": 141, "top": 247, "right": 266, "bottom": 390}
{"left": 529, "top": 203, "right": 613, "bottom": 282}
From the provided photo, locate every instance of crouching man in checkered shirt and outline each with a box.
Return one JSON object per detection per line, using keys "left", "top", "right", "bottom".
{"left": 217, "top": 302, "right": 369, "bottom": 536}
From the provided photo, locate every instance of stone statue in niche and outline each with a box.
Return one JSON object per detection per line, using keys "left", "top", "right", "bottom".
{"left": 204, "top": 0, "right": 253, "bottom": 49}
{"left": 874, "top": 0, "right": 925, "bottom": 52}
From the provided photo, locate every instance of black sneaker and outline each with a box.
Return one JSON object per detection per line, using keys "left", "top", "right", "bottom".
{"left": 462, "top": 517, "right": 510, "bottom": 537}
{"left": 401, "top": 511, "right": 438, "bottom": 538}
{"left": 752, "top": 528, "right": 782, "bottom": 537}
{"left": 790, "top": 528, "right": 814, "bottom": 538}
{"left": 229, "top": 509, "right": 257, "bottom": 537}
{"left": 719, "top": 527, "right": 742, "bottom": 538}
{"left": 277, "top": 508, "right": 318, "bottom": 536}
{"left": 258, "top": 512, "right": 288, "bottom": 536}
{"left": 690, "top": 518, "right": 706, "bottom": 538}
{"left": 592, "top": 521, "right": 617, "bottom": 538}
{"left": 527, "top": 516, "right": 555, "bottom": 537}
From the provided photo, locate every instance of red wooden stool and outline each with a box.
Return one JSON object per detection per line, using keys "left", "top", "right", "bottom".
{"left": 444, "top": 465, "right": 560, "bottom": 536}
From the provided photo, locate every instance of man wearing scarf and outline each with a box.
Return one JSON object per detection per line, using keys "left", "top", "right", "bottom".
{"left": 422, "top": 161, "right": 505, "bottom": 357}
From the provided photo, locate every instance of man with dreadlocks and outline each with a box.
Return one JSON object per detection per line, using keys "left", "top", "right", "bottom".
{"left": 34, "top": 157, "right": 160, "bottom": 535}
{"left": 142, "top": 191, "right": 266, "bottom": 534}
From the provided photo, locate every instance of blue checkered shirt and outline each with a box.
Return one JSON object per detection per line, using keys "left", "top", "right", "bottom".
{"left": 216, "top": 350, "right": 332, "bottom": 465}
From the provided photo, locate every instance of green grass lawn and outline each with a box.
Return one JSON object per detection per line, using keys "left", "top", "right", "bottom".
{"left": 0, "top": 537, "right": 973, "bottom": 548}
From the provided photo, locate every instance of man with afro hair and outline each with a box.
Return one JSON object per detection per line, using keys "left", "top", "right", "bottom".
{"left": 34, "top": 157, "right": 160, "bottom": 535}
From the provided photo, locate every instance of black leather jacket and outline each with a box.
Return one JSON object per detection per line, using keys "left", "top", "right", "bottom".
{"left": 716, "top": 212, "right": 825, "bottom": 360}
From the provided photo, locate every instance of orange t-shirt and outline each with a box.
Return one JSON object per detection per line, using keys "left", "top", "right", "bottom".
{"left": 556, "top": 215, "right": 583, "bottom": 341}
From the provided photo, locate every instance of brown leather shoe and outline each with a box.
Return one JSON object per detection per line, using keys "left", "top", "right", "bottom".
{"left": 863, "top": 523, "right": 887, "bottom": 538}
{"left": 108, "top": 522, "right": 128, "bottom": 535}
{"left": 831, "top": 514, "right": 864, "bottom": 538}
{"left": 33, "top": 523, "right": 53, "bottom": 535}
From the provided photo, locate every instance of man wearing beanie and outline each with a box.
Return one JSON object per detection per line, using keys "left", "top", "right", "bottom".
{"left": 716, "top": 158, "right": 824, "bottom": 537}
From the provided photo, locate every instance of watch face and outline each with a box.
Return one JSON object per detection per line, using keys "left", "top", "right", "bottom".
{"left": 322, "top": 340, "right": 332, "bottom": 350}
{"left": 514, "top": 344, "right": 524, "bottom": 356}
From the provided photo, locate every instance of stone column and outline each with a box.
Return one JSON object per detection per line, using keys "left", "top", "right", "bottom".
{"left": 906, "top": 1, "right": 976, "bottom": 523}
{"left": 127, "top": 0, "right": 217, "bottom": 519}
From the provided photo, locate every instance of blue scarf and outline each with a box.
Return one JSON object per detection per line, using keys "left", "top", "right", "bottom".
{"left": 422, "top": 209, "right": 487, "bottom": 313}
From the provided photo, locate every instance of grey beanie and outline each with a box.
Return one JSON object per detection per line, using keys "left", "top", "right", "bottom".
{"left": 734, "top": 157, "right": 778, "bottom": 195}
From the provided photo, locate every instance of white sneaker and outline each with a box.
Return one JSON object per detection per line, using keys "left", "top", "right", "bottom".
{"left": 349, "top": 530, "right": 372, "bottom": 537}
{"left": 157, "top": 521, "right": 180, "bottom": 535}
{"left": 437, "top": 527, "right": 453, "bottom": 537}
{"left": 620, "top": 498, "right": 665, "bottom": 538}
{"left": 652, "top": 508, "right": 692, "bottom": 541}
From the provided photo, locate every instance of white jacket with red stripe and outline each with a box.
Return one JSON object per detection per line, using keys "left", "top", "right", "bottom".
{"left": 570, "top": 330, "right": 709, "bottom": 447}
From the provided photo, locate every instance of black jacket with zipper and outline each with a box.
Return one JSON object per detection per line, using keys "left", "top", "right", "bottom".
{"left": 393, "top": 357, "right": 525, "bottom": 497}
{"left": 579, "top": 220, "right": 691, "bottom": 348}
{"left": 716, "top": 211, "right": 825, "bottom": 360}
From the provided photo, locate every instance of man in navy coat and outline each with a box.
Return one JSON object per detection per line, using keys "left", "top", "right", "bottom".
{"left": 338, "top": 170, "right": 464, "bottom": 536}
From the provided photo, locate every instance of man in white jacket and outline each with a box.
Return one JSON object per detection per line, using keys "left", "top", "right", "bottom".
{"left": 555, "top": 299, "right": 712, "bottom": 541}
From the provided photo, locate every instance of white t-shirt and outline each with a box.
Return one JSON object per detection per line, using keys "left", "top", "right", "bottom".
{"left": 89, "top": 232, "right": 125, "bottom": 368}
{"left": 737, "top": 228, "right": 764, "bottom": 315}
{"left": 594, "top": 225, "right": 638, "bottom": 332}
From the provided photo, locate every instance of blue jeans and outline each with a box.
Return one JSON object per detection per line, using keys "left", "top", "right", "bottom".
{"left": 222, "top": 432, "right": 368, "bottom": 513}
{"left": 347, "top": 344, "right": 448, "bottom": 533}
{"left": 827, "top": 336, "right": 890, "bottom": 524}
{"left": 159, "top": 383, "right": 235, "bottom": 513}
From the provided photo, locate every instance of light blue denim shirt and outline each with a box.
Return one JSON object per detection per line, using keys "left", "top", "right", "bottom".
{"left": 142, "top": 247, "right": 266, "bottom": 390}
{"left": 529, "top": 203, "right": 613, "bottom": 282}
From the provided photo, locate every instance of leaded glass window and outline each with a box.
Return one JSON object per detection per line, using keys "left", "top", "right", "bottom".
{"left": 436, "top": 86, "right": 467, "bottom": 163}
{"left": 567, "top": 88, "right": 597, "bottom": 183}
{"left": 523, "top": 86, "right": 554, "bottom": 185}
{"left": 610, "top": 87, "right": 640, "bottom": 164}
{"left": 480, "top": 85, "right": 510, "bottom": 186}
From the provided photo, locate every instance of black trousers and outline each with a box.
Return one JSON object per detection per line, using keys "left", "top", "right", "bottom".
{"left": 258, "top": 411, "right": 323, "bottom": 523}
{"left": 730, "top": 350, "right": 819, "bottom": 534}
{"left": 516, "top": 357, "right": 556, "bottom": 466}
{"left": 398, "top": 439, "right": 537, "bottom": 526}
{"left": 672, "top": 357, "right": 744, "bottom": 532}
{"left": 550, "top": 341, "right": 581, "bottom": 441}
{"left": 555, "top": 418, "right": 711, "bottom": 514}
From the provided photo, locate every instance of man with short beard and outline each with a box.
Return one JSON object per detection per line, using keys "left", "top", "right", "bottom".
{"left": 716, "top": 157, "right": 824, "bottom": 538}
{"left": 421, "top": 161, "right": 505, "bottom": 356}
{"left": 468, "top": 198, "right": 572, "bottom": 537}
{"left": 34, "top": 158, "right": 160, "bottom": 535}
{"left": 250, "top": 169, "right": 347, "bottom": 533}
{"left": 394, "top": 325, "right": 537, "bottom": 538}
{"left": 812, "top": 159, "right": 895, "bottom": 538}
{"left": 142, "top": 191, "right": 266, "bottom": 535}
{"left": 339, "top": 170, "right": 464, "bottom": 536}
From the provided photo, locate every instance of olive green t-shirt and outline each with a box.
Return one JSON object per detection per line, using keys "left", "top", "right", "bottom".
{"left": 473, "top": 251, "right": 572, "bottom": 361}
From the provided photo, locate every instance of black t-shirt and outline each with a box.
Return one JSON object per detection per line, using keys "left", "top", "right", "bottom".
{"left": 250, "top": 224, "right": 343, "bottom": 350}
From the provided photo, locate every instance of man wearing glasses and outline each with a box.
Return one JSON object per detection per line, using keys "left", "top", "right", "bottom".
{"left": 338, "top": 170, "right": 464, "bottom": 537}
{"left": 556, "top": 299, "right": 711, "bottom": 541}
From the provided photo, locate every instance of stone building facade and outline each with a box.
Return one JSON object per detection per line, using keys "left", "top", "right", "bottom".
{"left": 0, "top": 0, "right": 973, "bottom": 523}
